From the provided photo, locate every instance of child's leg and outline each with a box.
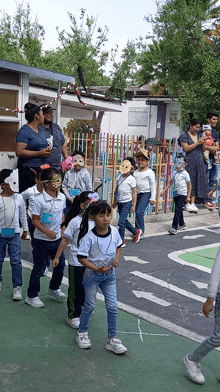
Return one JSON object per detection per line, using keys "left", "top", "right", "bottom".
{"left": 67, "top": 265, "right": 85, "bottom": 319}
{"left": 135, "top": 192, "right": 151, "bottom": 233}
{"left": 79, "top": 272, "right": 99, "bottom": 332}
{"left": 190, "top": 292, "right": 220, "bottom": 362}
{"left": 28, "top": 217, "right": 50, "bottom": 268}
{"left": 203, "top": 150, "right": 210, "bottom": 166}
{"left": 100, "top": 269, "right": 118, "bottom": 338}
{"left": 172, "top": 196, "right": 186, "bottom": 229}
{"left": 7, "top": 233, "right": 22, "bottom": 288}
{"left": 0, "top": 237, "right": 7, "bottom": 284}
{"left": 118, "top": 201, "right": 136, "bottom": 240}
{"left": 214, "top": 151, "right": 219, "bottom": 163}
{"left": 27, "top": 238, "right": 50, "bottom": 298}
{"left": 48, "top": 238, "right": 65, "bottom": 291}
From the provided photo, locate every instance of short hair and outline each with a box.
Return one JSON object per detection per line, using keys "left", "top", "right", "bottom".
{"left": 176, "top": 154, "right": 187, "bottom": 163}
{"left": 41, "top": 167, "right": 63, "bottom": 183}
{"left": 0, "top": 169, "right": 13, "bottom": 184}
{"left": 72, "top": 150, "right": 85, "bottom": 159}
{"left": 189, "top": 118, "right": 201, "bottom": 126}
{"left": 206, "top": 111, "right": 218, "bottom": 119}
{"left": 124, "top": 156, "right": 135, "bottom": 167}
{"left": 24, "top": 102, "right": 41, "bottom": 123}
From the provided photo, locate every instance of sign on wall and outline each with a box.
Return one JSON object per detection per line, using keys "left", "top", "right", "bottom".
{"left": 169, "top": 111, "right": 178, "bottom": 124}
{"left": 128, "top": 108, "right": 148, "bottom": 126}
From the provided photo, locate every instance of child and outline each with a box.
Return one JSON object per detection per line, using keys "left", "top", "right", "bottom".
{"left": 25, "top": 167, "right": 66, "bottom": 308}
{"left": 112, "top": 157, "right": 139, "bottom": 247}
{"left": 62, "top": 150, "right": 92, "bottom": 215}
{"left": 52, "top": 191, "right": 96, "bottom": 329}
{"left": 183, "top": 246, "right": 220, "bottom": 384}
{"left": 202, "top": 124, "right": 219, "bottom": 169}
{"left": 133, "top": 149, "right": 156, "bottom": 236}
{"left": 76, "top": 200, "right": 127, "bottom": 354}
{"left": 160, "top": 155, "right": 192, "bottom": 234}
{"left": 0, "top": 169, "right": 28, "bottom": 300}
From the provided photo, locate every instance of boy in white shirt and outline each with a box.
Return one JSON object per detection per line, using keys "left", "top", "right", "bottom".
{"left": 160, "top": 155, "right": 192, "bottom": 234}
{"left": 0, "top": 169, "right": 28, "bottom": 300}
{"left": 62, "top": 150, "right": 92, "bottom": 215}
{"left": 133, "top": 149, "right": 156, "bottom": 236}
{"left": 112, "top": 157, "right": 139, "bottom": 247}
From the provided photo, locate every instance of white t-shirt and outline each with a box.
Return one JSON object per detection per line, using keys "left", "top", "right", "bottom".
{"left": 63, "top": 215, "right": 95, "bottom": 266}
{"left": 171, "top": 169, "right": 191, "bottom": 196}
{"left": 32, "top": 189, "right": 66, "bottom": 241}
{"left": 21, "top": 184, "right": 42, "bottom": 218}
{"left": 116, "top": 174, "right": 136, "bottom": 203}
{"left": 62, "top": 168, "right": 92, "bottom": 200}
{"left": 133, "top": 168, "right": 156, "bottom": 201}
{"left": 77, "top": 225, "right": 122, "bottom": 270}
{"left": 0, "top": 193, "right": 28, "bottom": 234}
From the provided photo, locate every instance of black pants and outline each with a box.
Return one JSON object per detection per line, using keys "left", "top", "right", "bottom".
{"left": 172, "top": 195, "right": 186, "bottom": 230}
{"left": 67, "top": 265, "right": 86, "bottom": 319}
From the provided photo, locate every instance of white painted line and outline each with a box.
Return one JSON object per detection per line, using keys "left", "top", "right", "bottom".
{"left": 117, "top": 331, "right": 170, "bottom": 336}
{"left": 133, "top": 290, "right": 172, "bottom": 307}
{"left": 191, "top": 280, "right": 208, "bottom": 290}
{"left": 137, "top": 318, "right": 143, "bottom": 342}
{"left": 131, "top": 271, "right": 206, "bottom": 303}
{"left": 123, "top": 256, "right": 149, "bottom": 264}
{"left": 168, "top": 242, "right": 220, "bottom": 273}
{"left": 183, "top": 235, "right": 205, "bottom": 240}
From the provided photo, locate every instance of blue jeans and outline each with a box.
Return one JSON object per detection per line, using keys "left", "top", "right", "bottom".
{"left": 172, "top": 195, "right": 186, "bottom": 230}
{"left": 0, "top": 233, "right": 22, "bottom": 287}
{"left": 190, "top": 292, "right": 220, "bottom": 362}
{"left": 27, "top": 238, "right": 65, "bottom": 298}
{"left": 207, "top": 158, "right": 218, "bottom": 201}
{"left": 117, "top": 201, "right": 137, "bottom": 240}
{"left": 135, "top": 192, "right": 151, "bottom": 233}
{"left": 79, "top": 269, "right": 118, "bottom": 338}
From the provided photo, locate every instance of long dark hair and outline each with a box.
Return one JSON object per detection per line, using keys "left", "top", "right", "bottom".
{"left": 62, "top": 191, "right": 91, "bottom": 228}
{"left": 77, "top": 200, "right": 111, "bottom": 246}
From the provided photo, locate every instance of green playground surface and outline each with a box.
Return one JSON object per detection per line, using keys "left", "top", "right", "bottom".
{"left": 1, "top": 262, "right": 220, "bottom": 391}
{"left": 179, "top": 246, "right": 219, "bottom": 269}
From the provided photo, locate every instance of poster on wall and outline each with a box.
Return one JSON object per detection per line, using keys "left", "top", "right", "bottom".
{"left": 128, "top": 108, "right": 148, "bottom": 126}
{"left": 170, "top": 111, "right": 178, "bottom": 124}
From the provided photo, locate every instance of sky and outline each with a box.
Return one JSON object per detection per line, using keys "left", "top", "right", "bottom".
{"left": 1, "top": 0, "right": 158, "bottom": 68}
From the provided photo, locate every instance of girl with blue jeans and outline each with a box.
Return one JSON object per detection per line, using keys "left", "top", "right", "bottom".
{"left": 76, "top": 201, "right": 127, "bottom": 354}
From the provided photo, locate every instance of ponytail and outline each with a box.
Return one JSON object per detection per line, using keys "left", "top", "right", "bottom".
{"left": 62, "top": 191, "right": 91, "bottom": 228}
{"left": 77, "top": 204, "right": 92, "bottom": 246}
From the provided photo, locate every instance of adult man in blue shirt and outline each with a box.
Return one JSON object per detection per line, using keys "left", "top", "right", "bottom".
{"left": 204, "top": 111, "right": 219, "bottom": 209}
{"left": 41, "top": 106, "right": 68, "bottom": 169}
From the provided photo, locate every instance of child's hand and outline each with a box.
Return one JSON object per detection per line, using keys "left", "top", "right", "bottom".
{"left": 150, "top": 200, "right": 156, "bottom": 205}
{"left": 96, "top": 265, "right": 112, "bottom": 273}
{"left": 52, "top": 258, "right": 59, "bottom": 268}
{"left": 131, "top": 205, "right": 136, "bottom": 213}
{"left": 112, "top": 201, "right": 117, "bottom": 209}
{"left": 186, "top": 196, "right": 191, "bottom": 203}
{"left": 21, "top": 231, "right": 27, "bottom": 240}
{"left": 159, "top": 191, "right": 164, "bottom": 197}
{"left": 47, "top": 230, "right": 57, "bottom": 240}
{"left": 207, "top": 191, "right": 213, "bottom": 197}
{"left": 70, "top": 197, "right": 74, "bottom": 204}
{"left": 203, "top": 298, "right": 214, "bottom": 318}
{"left": 112, "top": 258, "right": 119, "bottom": 268}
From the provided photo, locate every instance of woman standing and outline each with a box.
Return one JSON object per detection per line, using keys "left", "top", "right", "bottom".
{"left": 179, "top": 118, "right": 208, "bottom": 212}
{"left": 16, "top": 103, "right": 52, "bottom": 192}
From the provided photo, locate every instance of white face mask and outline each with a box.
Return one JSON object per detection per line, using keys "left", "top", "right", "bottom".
{"left": 4, "top": 169, "right": 19, "bottom": 192}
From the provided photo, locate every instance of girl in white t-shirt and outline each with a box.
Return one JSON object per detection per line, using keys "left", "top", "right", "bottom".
{"left": 112, "top": 157, "right": 139, "bottom": 246}
{"left": 134, "top": 149, "right": 156, "bottom": 235}
{"left": 52, "top": 191, "right": 96, "bottom": 329}
{"left": 76, "top": 200, "right": 127, "bottom": 355}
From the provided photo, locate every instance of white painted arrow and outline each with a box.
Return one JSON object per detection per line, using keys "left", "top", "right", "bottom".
{"left": 131, "top": 271, "right": 206, "bottom": 303}
{"left": 183, "top": 235, "right": 205, "bottom": 240}
{"left": 124, "top": 256, "right": 149, "bottom": 264}
{"left": 133, "top": 290, "right": 172, "bottom": 307}
{"left": 191, "top": 280, "right": 208, "bottom": 290}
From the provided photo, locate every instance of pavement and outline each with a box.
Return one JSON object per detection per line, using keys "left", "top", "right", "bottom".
{"left": 1, "top": 205, "right": 220, "bottom": 392}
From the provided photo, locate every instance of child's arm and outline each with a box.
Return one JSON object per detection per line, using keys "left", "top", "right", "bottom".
{"left": 111, "top": 247, "right": 121, "bottom": 267}
{"left": 78, "top": 256, "right": 112, "bottom": 273}
{"left": 131, "top": 187, "right": 137, "bottom": 213}
{"left": 84, "top": 170, "right": 93, "bottom": 192}
{"left": 62, "top": 172, "right": 72, "bottom": 200}
{"left": 208, "top": 183, "right": 217, "bottom": 198}
{"left": 203, "top": 297, "right": 214, "bottom": 318}
{"left": 159, "top": 180, "right": 173, "bottom": 197}
{"left": 32, "top": 215, "right": 57, "bottom": 240}
{"left": 112, "top": 192, "right": 117, "bottom": 209}
{"left": 19, "top": 197, "right": 28, "bottom": 239}
{"left": 52, "top": 236, "right": 70, "bottom": 267}
{"left": 186, "top": 181, "right": 192, "bottom": 203}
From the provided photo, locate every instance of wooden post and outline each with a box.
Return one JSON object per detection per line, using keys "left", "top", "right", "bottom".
{"left": 85, "top": 133, "right": 88, "bottom": 166}
{"left": 111, "top": 153, "right": 117, "bottom": 207}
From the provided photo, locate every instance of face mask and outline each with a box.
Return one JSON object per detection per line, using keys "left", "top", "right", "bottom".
{"left": 72, "top": 157, "right": 84, "bottom": 167}
{"left": 175, "top": 157, "right": 185, "bottom": 170}
{"left": 4, "top": 169, "right": 19, "bottom": 192}
{"left": 51, "top": 174, "right": 62, "bottom": 188}
{"left": 119, "top": 160, "right": 132, "bottom": 174}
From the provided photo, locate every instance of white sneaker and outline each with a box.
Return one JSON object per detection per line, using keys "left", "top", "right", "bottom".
{"left": 25, "top": 296, "right": 44, "bottom": 308}
{"left": 13, "top": 286, "right": 22, "bottom": 301}
{"left": 105, "top": 337, "right": 127, "bottom": 354}
{"left": 185, "top": 203, "right": 192, "bottom": 211}
{"left": 183, "top": 354, "right": 205, "bottom": 384}
{"left": 43, "top": 267, "right": 49, "bottom": 276}
{"left": 190, "top": 203, "right": 198, "bottom": 212}
{"left": 67, "top": 317, "right": 80, "bottom": 329}
{"left": 48, "top": 288, "right": 66, "bottom": 300}
{"left": 76, "top": 332, "right": 92, "bottom": 349}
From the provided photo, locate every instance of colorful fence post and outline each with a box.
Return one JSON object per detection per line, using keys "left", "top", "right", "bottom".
{"left": 92, "top": 152, "right": 96, "bottom": 191}
{"left": 155, "top": 152, "right": 162, "bottom": 215}
{"left": 102, "top": 151, "right": 106, "bottom": 200}
{"left": 111, "top": 153, "right": 117, "bottom": 207}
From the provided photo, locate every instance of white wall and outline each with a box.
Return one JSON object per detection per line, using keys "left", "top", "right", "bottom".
{"left": 164, "top": 102, "right": 181, "bottom": 140}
